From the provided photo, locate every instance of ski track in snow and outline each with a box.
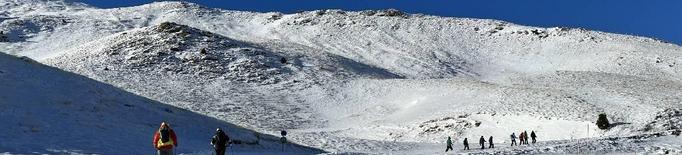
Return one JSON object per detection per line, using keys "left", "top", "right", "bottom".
{"left": 2, "top": 0, "right": 682, "bottom": 154}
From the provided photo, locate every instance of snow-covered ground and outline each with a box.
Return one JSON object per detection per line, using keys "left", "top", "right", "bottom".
{"left": 2, "top": 0, "right": 682, "bottom": 154}
{"left": 0, "top": 52, "right": 322, "bottom": 154}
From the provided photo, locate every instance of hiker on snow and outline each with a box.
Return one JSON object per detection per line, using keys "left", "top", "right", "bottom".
{"left": 445, "top": 136, "right": 453, "bottom": 152}
{"left": 153, "top": 122, "right": 178, "bottom": 155}
{"left": 488, "top": 136, "right": 494, "bottom": 148}
{"left": 510, "top": 133, "right": 517, "bottom": 146}
{"left": 531, "top": 131, "right": 537, "bottom": 144}
{"left": 519, "top": 132, "right": 524, "bottom": 145}
{"left": 212, "top": 128, "right": 231, "bottom": 155}
{"left": 479, "top": 136, "right": 486, "bottom": 149}
{"left": 524, "top": 131, "right": 529, "bottom": 144}
{"left": 463, "top": 138, "right": 470, "bottom": 150}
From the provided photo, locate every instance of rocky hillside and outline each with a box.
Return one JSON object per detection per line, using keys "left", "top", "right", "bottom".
{"left": 51, "top": 21, "right": 290, "bottom": 83}
{"left": 3, "top": 0, "right": 682, "bottom": 154}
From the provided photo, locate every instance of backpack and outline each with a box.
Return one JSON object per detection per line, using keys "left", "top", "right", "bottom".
{"left": 160, "top": 128, "right": 171, "bottom": 143}
{"left": 214, "top": 131, "right": 230, "bottom": 147}
{"left": 215, "top": 133, "right": 223, "bottom": 144}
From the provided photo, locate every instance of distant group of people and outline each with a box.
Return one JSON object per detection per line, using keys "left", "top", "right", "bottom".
{"left": 152, "top": 122, "right": 231, "bottom": 155}
{"left": 153, "top": 121, "right": 540, "bottom": 154}
{"left": 446, "top": 130, "right": 537, "bottom": 152}
{"left": 511, "top": 131, "right": 537, "bottom": 146}
{"left": 445, "top": 135, "right": 494, "bottom": 152}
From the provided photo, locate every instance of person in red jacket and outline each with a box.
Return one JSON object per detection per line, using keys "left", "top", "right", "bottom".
{"left": 153, "top": 122, "right": 178, "bottom": 155}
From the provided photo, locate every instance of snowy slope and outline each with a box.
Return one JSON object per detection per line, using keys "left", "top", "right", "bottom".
{"left": 0, "top": 52, "right": 322, "bottom": 154}
{"left": 3, "top": 0, "right": 682, "bottom": 154}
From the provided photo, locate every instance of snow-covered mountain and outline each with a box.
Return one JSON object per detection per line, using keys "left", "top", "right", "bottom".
{"left": 2, "top": 0, "right": 682, "bottom": 154}
{"left": 0, "top": 52, "right": 322, "bottom": 154}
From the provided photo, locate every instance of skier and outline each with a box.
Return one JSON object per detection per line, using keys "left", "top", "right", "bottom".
{"left": 530, "top": 131, "right": 537, "bottom": 144}
{"left": 463, "top": 138, "right": 470, "bottom": 150}
{"left": 211, "top": 128, "right": 230, "bottom": 155}
{"left": 524, "top": 131, "right": 529, "bottom": 145}
{"left": 445, "top": 136, "right": 453, "bottom": 152}
{"left": 153, "top": 122, "right": 178, "bottom": 155}
{"left": 488, "top": 136, "right": 494, "bottom": 148}
{"left": 479, "top": 136, "right": 486, "bottom": 149}
{"left": 510, "top": 133, "right": 517, "bottom": 146}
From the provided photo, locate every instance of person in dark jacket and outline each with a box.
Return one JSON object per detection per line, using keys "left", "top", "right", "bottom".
{"left": 530, "top": 131, "right": 537, "bottom": 144}
{"left": 445, "top": 136, "right": 453, "bottom": 152}
{"left": 488, "top": 136, "right": 494, "bottom": 148}
{"left": 211, "top": 128, "right": 230, "bottom": 155}
{"left": 479, "top": 136, "right": 486, "bottom": 149}
{"left": 523, "top": 131, "right": 529, "bottom": 144}
{"left": 510, "top": 133, "right": 517, "bottom": 146}
{"left": 519, "top": 132, "right": 525, "bottom": 145}
{"left": 463, "top": 138, "right": 470, "bottom": 150}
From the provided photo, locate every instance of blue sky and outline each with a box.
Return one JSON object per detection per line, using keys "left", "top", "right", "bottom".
{"left": 78, "top": 0, "right": 682, "bottom": 45}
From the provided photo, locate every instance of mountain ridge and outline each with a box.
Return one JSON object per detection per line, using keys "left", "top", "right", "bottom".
{"left": 3, "top": 0, "right": 682, "bottom": 154}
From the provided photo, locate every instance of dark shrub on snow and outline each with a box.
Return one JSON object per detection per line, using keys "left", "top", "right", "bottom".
{"left": 597, "top": 113, "right": 610, "bottom": 130}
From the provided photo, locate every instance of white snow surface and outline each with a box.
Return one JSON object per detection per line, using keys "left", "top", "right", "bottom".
{"left": 0, "top": 53, "right": 322, "bottom": 154}
{"left": 2, "top": 0, "right": 682, "bottom": 154}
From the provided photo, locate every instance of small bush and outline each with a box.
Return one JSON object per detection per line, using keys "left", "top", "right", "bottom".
{"left": 597, "top": 113, "right": 610, "bottom": 130}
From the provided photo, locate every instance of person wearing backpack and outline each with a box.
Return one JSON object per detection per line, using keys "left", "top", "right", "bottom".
{"left": 510, "top": 133, "right": 517, "bottom": 146}
{"left": 488, "top": 136, "right": 494, "bottom": 148}
{"left": 153, "top": 122, "right": 178, "bottom": 155}
{"left": 519, "top": 132, "right": 525, "bottom": 145}
{"left": 211, "top": 128, "right": 230, "bottom": 155}
{"left": 445, "top": 136, "right": 453, "bottom": 152}
{"left": 523, "top": 131, "right": 529, "bottom": 145}
{"left": 463, "top": 138, "right": 470, "bottom": 150}
{"left": 479, "top": 136, "right": 486, "bottom": 149}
